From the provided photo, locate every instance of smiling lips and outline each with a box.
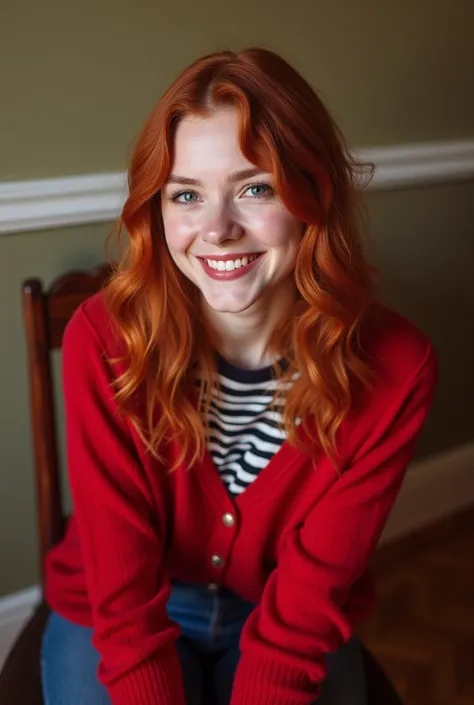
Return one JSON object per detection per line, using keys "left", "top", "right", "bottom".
{"left": 197, "top": 253, "right": 264, "bottom": 280}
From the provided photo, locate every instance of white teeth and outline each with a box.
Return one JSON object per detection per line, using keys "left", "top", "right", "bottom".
{"left": 205, "top": 254, "right": 259, "bottom": 270}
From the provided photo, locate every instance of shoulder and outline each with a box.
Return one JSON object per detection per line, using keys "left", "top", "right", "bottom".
{"left": 338, "top": 303, "right": 438, "bottom": 455}
{"left": 359, "top": 302, "right": 438, "bottom": 393}
{"left": 63, "top": 290, "right": 125, "bottom": 361}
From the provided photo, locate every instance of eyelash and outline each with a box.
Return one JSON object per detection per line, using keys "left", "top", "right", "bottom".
{"left": 169, "top": 181, "right": 274, "bottom": 205}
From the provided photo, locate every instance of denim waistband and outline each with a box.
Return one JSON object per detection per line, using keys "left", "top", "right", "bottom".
{"left": 167, "top": 580, "right": 255, "bottom": 653}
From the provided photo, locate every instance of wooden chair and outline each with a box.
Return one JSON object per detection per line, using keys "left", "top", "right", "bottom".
{"left": 0, "top": 263, "right": 112, "bottom": 705}
{"left": 0, "top": 263, "right": 404, "bottom": 704}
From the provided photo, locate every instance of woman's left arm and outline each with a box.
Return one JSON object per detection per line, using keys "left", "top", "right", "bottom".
{"left": 231, "top": 343, "right": 438, "bottom": 705}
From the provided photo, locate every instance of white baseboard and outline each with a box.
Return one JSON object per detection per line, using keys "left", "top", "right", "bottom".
{"left": 1, "top": 139, "right": 473, "bottom": 234}
{"left": 1, "top": 441, "right": 473, "bottom": 670}
{"left": 380, "top": 440, "right": 474, "bottom": 544}
{"left": 0, "top": 586, "right": 41, "bottom": 671}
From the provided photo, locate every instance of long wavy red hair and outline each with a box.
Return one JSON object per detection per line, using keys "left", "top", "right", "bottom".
{"left": 105, "top": 46, "right": 377, "bottom": 472}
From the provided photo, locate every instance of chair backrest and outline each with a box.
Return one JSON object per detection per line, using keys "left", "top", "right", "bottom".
{"left": 22, "top": 263, "right": 113, "bottom": 587}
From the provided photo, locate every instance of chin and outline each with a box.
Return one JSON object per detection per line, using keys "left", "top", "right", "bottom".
{"left": 203, "top": 294, "right": 258, "bottom": 315}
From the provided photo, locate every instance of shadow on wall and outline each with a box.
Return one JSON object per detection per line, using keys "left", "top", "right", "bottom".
{"left": 367, "top": 181, "right": 474, "bottom": 457}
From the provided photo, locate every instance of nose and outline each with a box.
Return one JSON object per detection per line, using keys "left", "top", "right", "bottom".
{"left": 201, "top": 203, "right": 244, "bottom": 246}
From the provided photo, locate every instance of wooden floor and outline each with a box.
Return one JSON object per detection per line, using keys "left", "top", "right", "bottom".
{"left": 357, "top": 506, "right": 474, "bottom": 705}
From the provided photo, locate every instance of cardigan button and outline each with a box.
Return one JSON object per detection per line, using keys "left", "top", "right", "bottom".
{"left": 211, "top": 554, "right": 224, "bottom": 568}
{"left": 207, "top": 582, "right": 220, "bottom": 593}
{"left": 222, "top": 512, "right": 235, "bottom": 527}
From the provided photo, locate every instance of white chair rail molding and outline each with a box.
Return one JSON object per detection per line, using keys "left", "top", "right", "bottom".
{"left": 0, "top": 139, "right": 474, "bottom": 235}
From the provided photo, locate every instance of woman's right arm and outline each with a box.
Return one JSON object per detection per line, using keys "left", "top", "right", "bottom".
{"left": 63, "top": 307, "right": 186, "bottom": 705}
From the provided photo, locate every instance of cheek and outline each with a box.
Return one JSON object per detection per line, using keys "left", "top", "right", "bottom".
{"left": 253, "top": 210, "right": 303, "bottom": 248}
{"left": 162, "top": 210, "right": 196, "bottom": 254}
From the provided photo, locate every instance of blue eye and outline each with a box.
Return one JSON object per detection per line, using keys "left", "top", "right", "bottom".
{"left": 171, "top": 190, "right": 199, "bottom": 204}
{"left": 243, "top": 182, "right": 273, "bottom": 198}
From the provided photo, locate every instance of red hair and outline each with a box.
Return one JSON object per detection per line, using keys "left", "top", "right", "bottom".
{"left": 105, "top": 47, "right": 377, "bottom": 471}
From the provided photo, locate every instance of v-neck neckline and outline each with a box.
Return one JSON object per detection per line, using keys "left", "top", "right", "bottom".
{"left": 197, "top": 432, "right": 311, "bottom": 510}
{"left": 185, "top": 380, "right": 312, "bottom": 510}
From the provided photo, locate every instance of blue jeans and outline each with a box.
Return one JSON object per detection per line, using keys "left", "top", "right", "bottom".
{"left": 41, "top": 581, "right": 367, "bottom": 704}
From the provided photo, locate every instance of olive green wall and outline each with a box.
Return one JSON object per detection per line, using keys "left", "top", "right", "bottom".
{"left": 1, "top": 0, "right": 473, "bottom": 180}
{"left": 1, "top": 0, "right": 473, "bottom": 595}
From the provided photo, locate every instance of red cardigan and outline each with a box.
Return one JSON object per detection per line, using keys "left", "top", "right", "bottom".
{"left": 45, "top": 293, "right": 438, "bottom": 705}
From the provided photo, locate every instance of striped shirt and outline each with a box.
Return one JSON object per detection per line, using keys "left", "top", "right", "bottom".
{"left": 196, "top": 354, "right": 300, "bottom": 496}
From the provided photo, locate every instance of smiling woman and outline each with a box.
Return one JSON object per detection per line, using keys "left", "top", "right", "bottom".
{"left": 106, "top": 47, "right": 378, "bottom": 471}
{"left": 40, "top": 47, "right": 437, "bottom": 705}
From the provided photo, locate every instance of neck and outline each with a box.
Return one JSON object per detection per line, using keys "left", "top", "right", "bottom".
{"left": 201, "top": 278, "right": 298, "bottom": 370}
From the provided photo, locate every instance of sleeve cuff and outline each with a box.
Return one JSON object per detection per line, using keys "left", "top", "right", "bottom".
{"left": 230, "top": 653, "right": 319, "bottom": 705}
{"left": 105, "top": 645, "right": 186, "bottom": 705}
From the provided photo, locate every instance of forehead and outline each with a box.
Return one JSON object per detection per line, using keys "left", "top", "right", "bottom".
{"left": 171, "top": 108, "right": 252, "bottom": 174}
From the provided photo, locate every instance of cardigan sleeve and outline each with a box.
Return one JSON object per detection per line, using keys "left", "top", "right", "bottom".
{"left": 62, "top": 307, "right": 186, "bottom": 705}
{"left": 231, "top": 342, "right": 438, "bottom": 705}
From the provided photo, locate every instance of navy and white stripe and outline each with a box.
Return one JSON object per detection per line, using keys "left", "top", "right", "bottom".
{"left": 196, "top": 354, "right": 300, "bottom": 496}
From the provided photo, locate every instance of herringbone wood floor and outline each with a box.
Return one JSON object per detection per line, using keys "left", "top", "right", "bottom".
{"left": 357, "top": 506, "right": 474, "bottom": 705}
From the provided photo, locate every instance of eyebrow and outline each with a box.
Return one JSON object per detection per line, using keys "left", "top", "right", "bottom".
{"left": 166, "top": 167, "right": 268, "bottom": 187}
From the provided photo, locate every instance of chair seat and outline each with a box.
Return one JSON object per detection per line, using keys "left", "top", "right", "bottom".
{"left": 0, "top": 602, "right": 49, "bottom": 705}
{"left": 360, "top": 643, "right": 403, "bottom": 705}
{"left": 0, "top": 604, "right": 402, "bottom": 705}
